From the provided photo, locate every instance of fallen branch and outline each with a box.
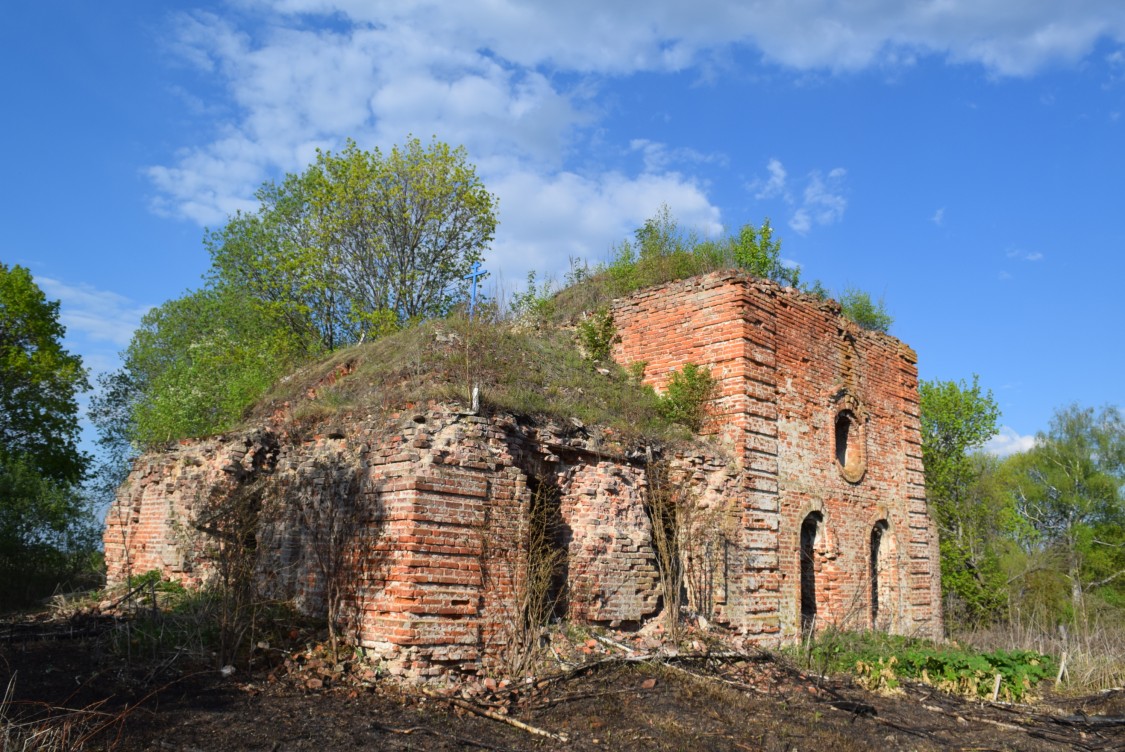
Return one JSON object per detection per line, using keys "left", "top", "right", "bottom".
{"left": 591, "top": 633, "right": 633, "bottom": 653}
{"left": 922, "top": 703, "right": 1024, "bottom": 733}
{"left": 423, "top": 688, "right": 569, "bottom": 743}
{"left": 371, "top": 721, "right": 515, "bottom": 751}
{"left": 528, "top": 686, "right": 654, "bottom": 710}
{"left": 1051, "top": 714, "right": 1125, "bottom": 728}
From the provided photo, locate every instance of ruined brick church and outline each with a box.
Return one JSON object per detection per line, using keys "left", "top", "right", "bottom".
{"left": 104, "top": 271, "right": 942, "bottom": 677}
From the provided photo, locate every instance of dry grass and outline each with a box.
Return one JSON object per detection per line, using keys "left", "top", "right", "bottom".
{"left": 954, "top": 614, "right": 1125, "bottom": 692}
{"left": 1, "top": 674, "right": 118, "bottom": 752}
{"left": 250, "top": 316, "right": 684, "bottom": 443}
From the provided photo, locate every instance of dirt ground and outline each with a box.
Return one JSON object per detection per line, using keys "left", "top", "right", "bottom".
{"left": 3, "top": 612, "right": 1123, "bottom": 751}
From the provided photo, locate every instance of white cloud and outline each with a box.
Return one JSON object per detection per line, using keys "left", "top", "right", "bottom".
{"left": 253, "top": 1, "right": 1125, "bottom": 77}
{"left": 150, "top": 8, "right": 596, "bottom": 226}
{"left": 789, "top": 208, "right": 812, "bottom": 235}
{"left": 487, "top": 166, "right": 722, "bottom": 277}
{"left": 984, "top": 426, "right": 1038, "bottom": 457}
{"left": 931, "top": 207, "right": 945, "bottom": 225}
{"left": 34, "top": 277, "right": 151, "bottom": 349}
{"left": 779, "top": 167, "right": 847, "bottom": 235}
{"left": 749, "top": 159, "right": 847, "bottom": 235}
{"left": 146, "top": 2, "right": 1121, "bottom": 267}
{"left": 802, "top": 168, "right": 848, "bottom": 225}
{"left": 629, "top": 139, "right": 725, "bottom": 174}
{"left": 753, "top": 158, "right": 790, "bottom": 200}
{"left": 1005, "top": 248, "right": 1046, "bottom": 262}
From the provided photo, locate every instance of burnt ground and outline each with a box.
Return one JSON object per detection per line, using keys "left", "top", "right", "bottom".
{"left": 2, "top": 613, "right": 1123, "bottom": 752}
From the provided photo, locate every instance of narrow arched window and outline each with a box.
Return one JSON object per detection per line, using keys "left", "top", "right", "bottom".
{"left": 835, "top": 412, "right": 852, "bottom": 467}
{"left": 832, "top": 403, "right": 867, "bottom": 483}
{"left": 870, "top": 520, "right": 889, "bottom": 628}
{"left": 800, "top": 512, "right": 822, "bottom": 634}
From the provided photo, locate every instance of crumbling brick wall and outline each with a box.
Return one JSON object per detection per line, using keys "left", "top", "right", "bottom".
{"left": 104, "top": 407, "right": 676, "bottom": 676}
{"left": 105, "top": 270, "right": 943, "bottom": 680}
{"left": 612, "top": 271, "right": 942, "bottom": 640}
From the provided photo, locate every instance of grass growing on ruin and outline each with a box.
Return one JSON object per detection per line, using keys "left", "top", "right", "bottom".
{"left": 253, "top": 316, "right": 685, "bottom": 443}
{"left": 788, "top": 628, "right": 1056, "bottom": 702}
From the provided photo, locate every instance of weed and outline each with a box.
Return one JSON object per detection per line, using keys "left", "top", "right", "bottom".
{"left": 954, "top": 611, "right": 1125, "bottom": 692}
{"left": 1, "top": 673, "right": 121, "bottom": 752}
{"left": 626, "top": 360, "right": 647, "bottom": 384}
{"left": 509, "top": 271, "right": 557, "bottom": 325}
{"left": 492, "top": 479, "right": 568, "bottom": 676}
{"left": 250, "top": 318, "right": 680, "bottom": 442}
{"left": 788, "top": 628, "right": 1056, "bottom": 702}
{"left": 576, "top": 308, "right": 616, "bottom": 361}
{"left": 657, "top": 364, "right": 715, "bottom": 432}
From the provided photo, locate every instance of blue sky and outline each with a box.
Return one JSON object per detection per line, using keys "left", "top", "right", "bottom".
{"left": 4, "top": 1, "right": 1123, "bottom": 456}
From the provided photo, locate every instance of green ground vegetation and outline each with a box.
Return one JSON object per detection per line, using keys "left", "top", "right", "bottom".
{"left": 790, "top": 629, "right": 1056, "bottom": 702}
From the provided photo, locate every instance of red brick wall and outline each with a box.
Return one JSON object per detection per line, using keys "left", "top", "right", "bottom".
{"left": 104, "top": 271, "right": 942, "bottom": 682}
{"left": 557, "top": 461, "right": 660, "bottom": 626}
{"left": 613, "top": 271, "right": 942, "bottom": 640}
{"left": 104, "top": 408, "right": 683, "bottom": 677}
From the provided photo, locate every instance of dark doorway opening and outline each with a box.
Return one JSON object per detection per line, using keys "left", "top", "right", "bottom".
{"left": 870, "top": 520, "right": 889, "bottom": 629}
{"left": 800, "top": 512, "right": 822, "bottom": 634}
{"left": 525, "top": 476, "right": 569, "bottom": 621}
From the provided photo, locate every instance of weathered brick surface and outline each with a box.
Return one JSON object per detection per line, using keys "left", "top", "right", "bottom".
{"left": 104, "top": 407, "right": 674, "bottom": 677}
{"left": 105, "top": 271, "right": 942, "bottom": 680}
{"left": 613, "top": 271, "right": 942, "bottom": 640}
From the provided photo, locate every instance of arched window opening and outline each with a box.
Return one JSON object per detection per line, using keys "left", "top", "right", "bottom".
{"left": 870, "top": 520, "right": 890, "bottom": 629}
{"left": 833, "top": 408, "right": 866, "bottom": 483}
{"left": 835, "top": 412, "right": 852, "bottom": 467}
{"left": 800, "top": 512, "right": 822, "bottom": 634}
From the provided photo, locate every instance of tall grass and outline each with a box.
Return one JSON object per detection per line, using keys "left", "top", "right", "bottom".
{"left": 953, "top": 610, "right": 1125, "bottom": 692}
{"left": 1, "top": 674, "right": 119, "bottom": 752}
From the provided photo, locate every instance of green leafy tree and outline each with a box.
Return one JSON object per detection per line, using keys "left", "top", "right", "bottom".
{"left": 112, "top": 137, "right": 496, "bottom": 447}
{"left": 919, "top": 375, "right": 1006, "bottom": 625}
{"left": 1004, "top": 404, "right": 1124, "bottom": 614}
{"left": 604, "top": 205, "right": 800, "bottom": 297}
{"left": 0, "top": 456, "right": 96, "bottom": 591}
{"left": 344, "top": 136, "right": 496, "bottom": 322}
{"left": 0, "top": 464, "right": 95, "bottom": 606}
{"left": 206, "top": 197, "right": 349, "bottom": 352}
{"left": 839, "top": 287, "right": 893, "bottom": 333}
{"left": 699, "top": 218, "right": 800, "bottom": 287}
{"left": 120, "top": 286, "right": 312, "bottom": 446}
{"left": 208, "top": 136, "right": 497, "bottom": 350}
{"left": 0, "top": 265, "right": 96, "bottom": 603}
{"left": 0, "top": 264, "right": 89, "bottom": 484}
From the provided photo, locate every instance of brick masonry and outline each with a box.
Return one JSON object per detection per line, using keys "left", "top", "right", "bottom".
{"left": 104, "top": 271, "right": 942, "bottom": 678}
{"left": 612, "top": 271, "right": 942, "bottom": 639}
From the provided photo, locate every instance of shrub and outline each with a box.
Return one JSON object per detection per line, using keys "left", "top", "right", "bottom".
{"left": 509, "top": 271, "right": 557, "bottom": 325}
{"left": 839, "top": 288, "right": 893, "bottom": 333}
{"left": 576, "top": 308, "right": 616, "bottom": 361}
{"left": 657, "top": 364, "right": 715, "bottom": 432}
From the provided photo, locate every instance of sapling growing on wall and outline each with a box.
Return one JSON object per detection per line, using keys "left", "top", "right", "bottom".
{"left": 657, "top": 363, "right": 716, "bottom": 432}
